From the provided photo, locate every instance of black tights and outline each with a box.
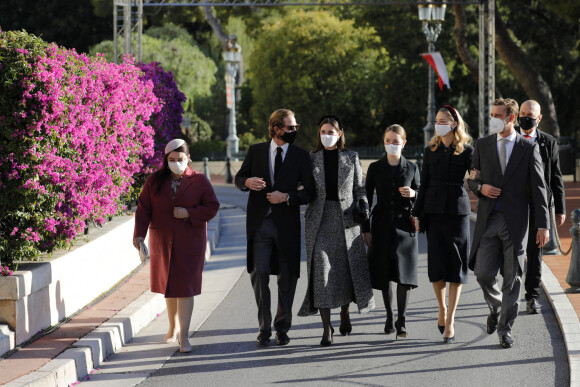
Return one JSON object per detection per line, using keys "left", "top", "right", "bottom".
{"left": 382, "top": 282, "right": 411, "bottom": 321}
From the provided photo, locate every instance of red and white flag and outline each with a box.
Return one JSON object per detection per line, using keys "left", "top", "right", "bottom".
{"left": 421, "top": 52, "right": 450, "bottom": 90}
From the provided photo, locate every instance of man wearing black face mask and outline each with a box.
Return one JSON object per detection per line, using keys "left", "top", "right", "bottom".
{"left": 235, "top": 108, "right": 314, "bottom": 347}
{"left": 518, "top": 99, "right": 566, "bottom": 315}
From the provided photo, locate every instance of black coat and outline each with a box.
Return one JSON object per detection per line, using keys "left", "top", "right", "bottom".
{"left": 517, "top": 128, "right": 565, "bottom": 215}
{"left": 413, "top": 144, "right": 473, "bottom": 217}
{"left": 234, "top": 141, "right": 314, "bottom": 277}
{"left": 364, "top": 156, "right": 420, "bottom": 288}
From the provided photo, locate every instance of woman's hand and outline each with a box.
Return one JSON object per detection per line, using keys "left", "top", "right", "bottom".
{"left": 173, "top": 207, "right": 189, "bottom": 219}
{"left": 469, "top": 168, "right": 481, "bottom": 180}
{"left": 411, "top": 217, "right": 420, "bottom": 231}
{"left": 362, "top": 232, "right": 372, "bottom": 246}
{"left": 399, "top": 186, "right": 415, "bottom": 198}
{"left": 133, "top": 236, "right": 144, "bottom": 250}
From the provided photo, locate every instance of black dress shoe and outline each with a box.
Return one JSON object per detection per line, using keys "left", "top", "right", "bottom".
{"left": 384, "top": 318, "right": 395, "bottom": 334}
{"left": 339, "top": 311, "right": 352, "bottom": 336}
{"left": 275, "top": 332, "right": 290, "bottom": 346}
{"left": 527, "top": 298, "right": 541, "bottom": 314}
{"left": 486, "top": 312, "right": 499, "bottom": 335}
{"left": 500, "top": 334, "right": 514, "bottom": 348}
{"left": 320, "top": 327, "right": 334, "bottom": 346}
{"left": 256, "top": 333, "right": 270, "bottom": 347}
{"left": 395, "top": 317, "right": 407, "bottom": 339}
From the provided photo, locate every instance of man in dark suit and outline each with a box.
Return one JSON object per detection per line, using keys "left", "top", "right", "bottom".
{"left": 468, "top": 98, "right": 549, "bottom": 349}
{"left": 518, "top": 99, "right": 566, "bottom": 314}
{"left": 235, "top": 109, "right": 313, "bottom": 347}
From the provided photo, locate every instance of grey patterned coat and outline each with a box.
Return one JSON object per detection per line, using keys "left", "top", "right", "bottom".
{"left": 298, "top": 150, "right": 375, "bottom": 316}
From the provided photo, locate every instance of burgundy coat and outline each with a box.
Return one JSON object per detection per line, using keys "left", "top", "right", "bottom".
{"left": 134, "top": 168, "right": 220, "bottom": 297}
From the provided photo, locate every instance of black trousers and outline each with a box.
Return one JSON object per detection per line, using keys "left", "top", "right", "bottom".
{"left": 250, "top": 216, "right": 298, "bottom": 336}
{"left": 525, "top": 206, "right": 543, "bottom": 301}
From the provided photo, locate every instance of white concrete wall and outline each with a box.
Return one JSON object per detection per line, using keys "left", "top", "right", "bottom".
{"left": 0, "top": 215, "right": 141, "bottom": 347}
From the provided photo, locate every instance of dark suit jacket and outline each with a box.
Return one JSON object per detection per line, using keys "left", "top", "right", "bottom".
{"left": 467, "top": 133, "right": 549, "bottom": 271}
{"left": 517, "top": 128, "right": 565, "bottom": 215}
{"left": 234, "top": 140, "right": 313, "bottom": 277}
{"left": 412, "top": 144, "right": 473, "bottom": 217}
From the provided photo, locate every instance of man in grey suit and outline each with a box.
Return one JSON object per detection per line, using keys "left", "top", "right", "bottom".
{"left": 468, "top": 98, "right": 550, "bottom": 349}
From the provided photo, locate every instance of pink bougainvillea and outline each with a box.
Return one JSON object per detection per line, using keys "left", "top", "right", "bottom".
{"left": 0, "top": 30, "right": 176, "bottom": 267}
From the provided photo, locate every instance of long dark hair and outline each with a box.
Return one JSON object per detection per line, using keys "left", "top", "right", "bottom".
{"left": 314, "top": 115, "right": 346, "bottom": 152}
{"left": 150, "top": 143, "right": 190, "bottom": 195}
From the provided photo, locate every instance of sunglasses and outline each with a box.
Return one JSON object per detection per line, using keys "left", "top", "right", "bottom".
{"left": 284, "top": 125, "right": 300, "bottom": 132}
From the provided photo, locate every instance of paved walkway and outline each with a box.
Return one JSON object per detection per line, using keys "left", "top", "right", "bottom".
{"left": 2, "top": 177, "right": 580, "bottom": 386}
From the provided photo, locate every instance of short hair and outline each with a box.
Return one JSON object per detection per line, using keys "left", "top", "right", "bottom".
{"left": 493, "top": 98, "right": 519, "bottom": 118}
{"left": 383, "top": 124, "right": 407, "bottom": 141}
{"left": 314, "top": 115, "right": 346, "bottom": 152}
{"left": 268, "top": 109, "right": 294, "bottom": 138}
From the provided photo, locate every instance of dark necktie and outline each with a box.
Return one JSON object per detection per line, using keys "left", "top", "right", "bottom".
{"left": 274, "top": 147, "right": 282, "bottom": 181}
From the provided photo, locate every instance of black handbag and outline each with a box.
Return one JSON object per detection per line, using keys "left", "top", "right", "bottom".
{"left": 352, "top": 198, "right": 370, "bottom": 225}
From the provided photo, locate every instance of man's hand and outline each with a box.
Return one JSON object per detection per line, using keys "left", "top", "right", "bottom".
{"left": 133, "top": 236, "right": 144, "bottom": 250}
{"left": 267, "top": 191, "right": 288, "bottom": 204}
{"left": 245, "top": 177, "right": 266, "bottom": 191}
{"left": 536, "top": 228, "right": 550, "bottom": 248}
{"left": 173, "top": 207, "right": 188, "bottom": 219}
{"left": 362, "top": 232, "right": 372, "bottom": 246}
{"left": 469, "top": 168, "right": 481, "bottom": 180}
{"left": 556, "top": 214, "right": 566, "bottom": 227}
{"left": 399, "top": 186, "right": 415, "bottom": 198}
{"left": 480, "top": 184, "right": 501, "bottom": 199}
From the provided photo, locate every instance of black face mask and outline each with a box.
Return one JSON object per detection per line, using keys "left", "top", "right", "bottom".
{"left": 279, "top": 130, "right": 297, "bottom": 144}
{"left": 518, "top": 116, "right": 537, "bottom": 131}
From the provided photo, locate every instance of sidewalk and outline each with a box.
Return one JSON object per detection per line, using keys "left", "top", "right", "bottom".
{"left": 0, "top": 203, "right": 247, "bottom": 386}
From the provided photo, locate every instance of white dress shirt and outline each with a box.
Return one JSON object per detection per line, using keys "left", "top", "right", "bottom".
{"left": 269, "top": 140, "right": 289, "bottom": 184}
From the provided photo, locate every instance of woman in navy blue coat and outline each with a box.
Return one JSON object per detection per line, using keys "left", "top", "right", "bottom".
{"left": 412, "top": 105, "right": 473, "bottom": 343}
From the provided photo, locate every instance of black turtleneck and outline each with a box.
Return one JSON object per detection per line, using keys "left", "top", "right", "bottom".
{"left": 323, "top": 148, "right": 339, "bottom": 201}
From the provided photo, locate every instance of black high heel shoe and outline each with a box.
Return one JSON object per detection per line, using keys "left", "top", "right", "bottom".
{"left": 320, "top": 327, "right": 334, "bottom": 346}
{"left": 395, "top": 317, "right": 407, "bottom": 339}
{"left": 443, "top": 336, "right": 455, "bottom": 344}
{"left": 384, "top": 318, "right": 395, "bottom": 334}
{"left": 438, "top": 325, "right": 445, "bottom": 334}
{"left": 339, "top": 311, "right": 352, "bottom": 336}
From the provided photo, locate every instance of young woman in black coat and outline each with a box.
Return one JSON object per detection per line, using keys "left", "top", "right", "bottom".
{"left": 412, "top": 105, "right": 473, "bottom": 344}
{"left": 363, "top": 125, "right": 420, "bottom": 338}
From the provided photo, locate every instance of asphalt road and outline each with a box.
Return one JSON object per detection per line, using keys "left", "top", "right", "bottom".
{"left": 139, "top": 185, "right": 568, "bottom": 387}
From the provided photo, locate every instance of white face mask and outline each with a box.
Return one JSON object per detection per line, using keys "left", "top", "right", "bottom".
{"left": 435, "top": 124, "right": 453, "bottom": 137}
{"left": 168, "top": 160, "right": 188, "bottom": 175}
{"left": 489, "top": 116, "right": 508, "bottom": 134}
{"left": 320, "top": 134, "right": 339, "bottom": 148}
{"left": 385, "top": 144, "right": 403, "bottom": 156}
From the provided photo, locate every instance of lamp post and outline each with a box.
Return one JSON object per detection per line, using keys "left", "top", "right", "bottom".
{"left": 223, "top": 37, "right": 241, "bottom": 161}
{"left": 418, "top": 1, "right": 446, "bottom": 147}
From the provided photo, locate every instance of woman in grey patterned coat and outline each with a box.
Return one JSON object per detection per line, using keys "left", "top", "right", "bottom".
{"left": 298, "top": 115, "right": 375, "bottom": 346}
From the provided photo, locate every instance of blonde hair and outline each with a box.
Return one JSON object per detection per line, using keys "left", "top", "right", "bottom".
{"left": 268, "top": 109, "right": 294, "bottom": 138}
{"left": 494, "top": 98, "right": 519, "bottom": 118}
{"left": 428, "top": 107, "right": 472, "bottom": 155}
{"left": 383, "top": 124, "right": 407, "bottom": 140}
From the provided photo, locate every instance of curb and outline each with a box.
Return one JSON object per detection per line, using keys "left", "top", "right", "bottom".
{"left": 6, "top": 208, "right": 225, "bottom": 387}
{"left": 469, "top": 210, "right": 579, "bottom": 386}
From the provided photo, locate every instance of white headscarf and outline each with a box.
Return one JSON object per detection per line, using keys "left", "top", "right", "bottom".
{"left": 164, "top": 139, "right": 186, "bottom": 155}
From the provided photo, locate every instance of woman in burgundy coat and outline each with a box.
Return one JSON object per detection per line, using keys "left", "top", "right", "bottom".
{"left": 133, "top": 139, "right": 219, "bottom": 352}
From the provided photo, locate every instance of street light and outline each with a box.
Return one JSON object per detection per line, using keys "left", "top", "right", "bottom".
{"left": 223, "top": 36, "right": 242, "bottom": 161}
{"left": 418, "top": 1, "right": 446, "bottom": 147}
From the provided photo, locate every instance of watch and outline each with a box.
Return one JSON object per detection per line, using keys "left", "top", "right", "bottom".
{"left": 286, "top": 194, "right": 290, "bottom": 206}
{"left": 477, "top": 183, "right": 482, "bottom": 192}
